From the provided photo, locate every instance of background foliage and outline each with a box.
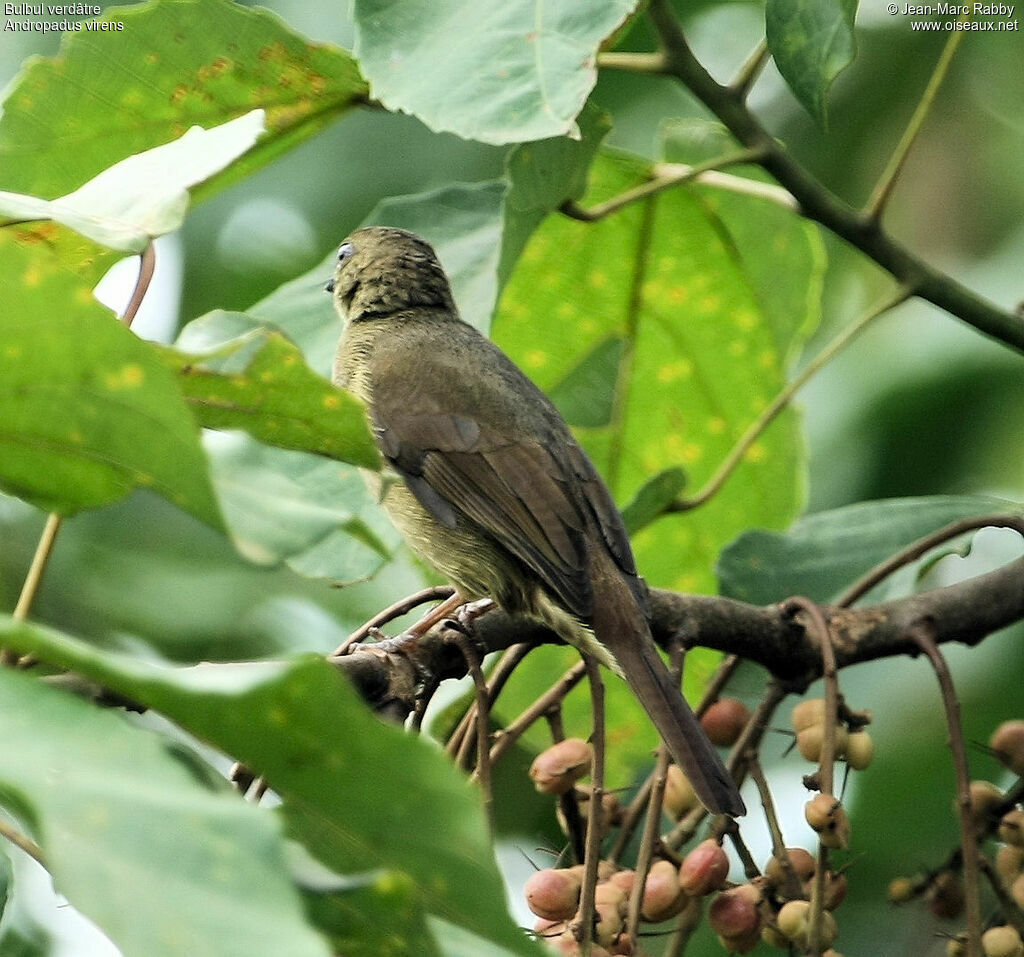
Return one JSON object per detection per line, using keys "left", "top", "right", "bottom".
{"left": 0, "top": 1, "right": 1022, "bottom": 954}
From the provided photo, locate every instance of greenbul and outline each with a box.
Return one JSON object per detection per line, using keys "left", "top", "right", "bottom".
{"left": 328, "top": 226, "right": 744, "bottom": 816}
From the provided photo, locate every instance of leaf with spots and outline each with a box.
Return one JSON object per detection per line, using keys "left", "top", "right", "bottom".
{"left": 164, "top": 314, "right": 379, "bottom": 469}
{"left": 492, "top": 150, "right": 823, "bottom": 768}
{"left": 0, "top": 664, "right": 329, "bottom": 957}
{"left": 0, "top": 617, "right": 544, "bottom": 957}
{"left": 0, "top": 0, "right": 367, "bottom": 200}
{"left": 495, "top": 149, "right": 822, "bottom": 595}
{"left": 0, "top": 227, "right": 221, "bottom": 526}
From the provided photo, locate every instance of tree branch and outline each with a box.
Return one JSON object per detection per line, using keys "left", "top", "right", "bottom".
{"left": 329, "top": 553, "right": 1024, "bottom": 718}
{"left": 642, "top": 0, "right": 1024, "bottom": 354}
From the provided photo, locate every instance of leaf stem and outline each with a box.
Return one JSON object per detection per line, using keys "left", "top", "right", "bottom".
{"left": 864, "top": 29, "right": 965, "bottom": 222}
{"left": 0, "top": 818, "right": 46, "bottom": 869}
{"left": 596, "top": 50, "right": 667, "bottom": 73}
{"left": 671, "top": 284, "right": 912, "bottom": 512}
{"left": 729, "top": 39, "right": 770, "bottom": 99}
{"left": 561, "top": 148, "right": 765, "bottom": 222}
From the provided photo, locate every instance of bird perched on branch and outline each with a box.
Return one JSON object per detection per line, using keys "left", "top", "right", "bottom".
{"left": 328, "top": 226, "right": 744, "bottom": 817}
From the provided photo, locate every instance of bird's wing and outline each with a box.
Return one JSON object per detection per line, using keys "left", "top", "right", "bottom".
{"left": 371, "top": 404, "right": 596, "bottom": 618}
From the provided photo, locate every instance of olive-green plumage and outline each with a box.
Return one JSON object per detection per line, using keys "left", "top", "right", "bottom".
{"left": 329, "top": 226, "right": 744, "bottom": 817}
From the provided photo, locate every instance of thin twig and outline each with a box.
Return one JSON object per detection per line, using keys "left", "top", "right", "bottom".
{"left": 625, "top": 742, "right": 670, "bottom": 940}
{"left": 574, "top": 656, "right": 606, "bottom": 956}
{"left": 908, "top": 620, "right": 983, "bottom": 957}
{"left": 835, "top": 515, "right": 1024, "bottom": 608}
{"left": 747, "top": 752, "right": 801, "bottom": 900}
{"left": 864, "top": 28, "right": 965, "bottom": 222}
{"left": 560, "top": 148, "right": 764, "bottom": 222}
{"left": 672, "top": 285, "right": 912, "bottom": 512}
{"left": 0, "top": 817, "right": 46, "bottom": 869}
{"left": 489, "top": 661, "right": 587, "bottom": 766}
{"left": 335, "top": 585, "right": 455, "bottom": 655}
{"left": 625, "top": 646, "right": 685, "bottom": 941}
{"left": 729, "top": 39, "right": 770, "bottom": 99}
{"left": 448, "top": 642, "right": 534, "bottom": 767}
{"left": 456, "top": 634, "right": 494, "bottom": 833}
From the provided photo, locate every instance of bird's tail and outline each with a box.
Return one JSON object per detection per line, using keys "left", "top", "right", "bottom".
{"left": 589, "top": 579, "right": 746, "bottom": 817}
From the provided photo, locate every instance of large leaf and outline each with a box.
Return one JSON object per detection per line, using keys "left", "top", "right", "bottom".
{"left": 491, "top": 148, "right": 822, "bottom": 773}
{"left": 717, "top": 494, "right": 1022, "bottom": 605}
{"left": 0, "top": 111, "right": 264, "bottom": 253}
{"left": 495, "top": 149, "right": 822, "bottom": 594}
{"left": 352, "top": 0, "right": 634, "bottom": 144}
{"left": 0, "top": 229, "right": 220, "bottom": 527}
{"left": 765, "top": 0, "right": 859, "bottom": 126}
{"left": 204, "top": 437, "right": 398, "bottom": 581}
{"left": 0, "top": 666, "right": 328, "bottom": 957}
{"left": 0, "top": 617, "right": 542, "bottom": 957}
{"left": 173, "top": 310, "right": 396, "bottom": 582}
{"left": 165, "top": 316, "right": 378, "bottom": 468}
{"left": 0, "top": 0, "right": 367, "bottom": 200}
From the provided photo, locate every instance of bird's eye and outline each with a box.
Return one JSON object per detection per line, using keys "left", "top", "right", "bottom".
{"left": 337, "top": 242, "right": 355, "bottom": 264}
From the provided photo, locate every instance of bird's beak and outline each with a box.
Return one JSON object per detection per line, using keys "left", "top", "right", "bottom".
{"left": 324, "top": 278, "right": 336, "bottom": 293}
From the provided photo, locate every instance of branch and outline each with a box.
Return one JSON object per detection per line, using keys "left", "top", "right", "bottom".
{"left": 642, "top": 0, "right": 1024, "bottom": 354}
{"left": 330, "top": 553, "right": 1024, "bottom": 717}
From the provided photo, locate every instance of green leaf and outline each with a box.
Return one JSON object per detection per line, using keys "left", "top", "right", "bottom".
{"left": 0, "top": 229, "right": 221, "bottom": 527}
{"left": 205, "top": 437, "right": 398, "bottom": 581}
{"left": 352, "top": 0, "right": 634, "bottom": 144}
{"left": 717, "top": 494, "right": 1021, "bottom": 605}
{"left": 163, "top": 316, "right": 379, "bottom": 469}
{"left": 0, "top": 666, "right": 329, "bottom": 957}
{"left": 0, "top": 618, "right": 543, "bottom": 957}
{"left": 0, "top": 0, "right": 367, "bottom": 200}
{"left": 496, "top": 149, "right": 822, "bottom": 595}
{"left": 493, "top": 147, "right": 822, "bottom": 770}
{"left": 173, "top": 310, "right": 396, "bottom": 582}
{"left": 765, "top": 0, "right": 859, "bottom": 126}
{"left": 301, "top": 871, "right": 440, "bottom": 957}
{"left": 501, "top": 101, "right": 612, "bottom": 279}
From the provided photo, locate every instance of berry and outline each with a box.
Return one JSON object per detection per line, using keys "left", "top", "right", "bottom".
{"left": 530, "top": 739, "right": 593, "bottom": 795}
{"left": 792, "top": 699, "right": 827, "bottom": 733}
{"left": 640, "top": 860, "right": 687, "bottom": 923}
{"left": 525, "top": 868, "right": 582, "bottom": 922}
{"left": 805, "top": 794, "right": 851, "bottom": 850}
{"left": 845, "top": 731, "right": 875, "bottom": 770}
{"left": 701, "top": 698, "right": 751, "bottom": 747}
{"left": 981, "top": 925, "right": 1024, "bottom": 957}
{"left": 663, "top": 765, "right": 698, "bottom": 819}
{"left": 991, "top": 720, "right": 1024, "bottom": 775}
{"left": 678, "top": 839, "right": 730, "bottom": 897}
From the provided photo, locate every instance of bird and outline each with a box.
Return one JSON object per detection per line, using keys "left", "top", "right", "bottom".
{"left": 327, "top": 226, "right": 744, "bottom": 816}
